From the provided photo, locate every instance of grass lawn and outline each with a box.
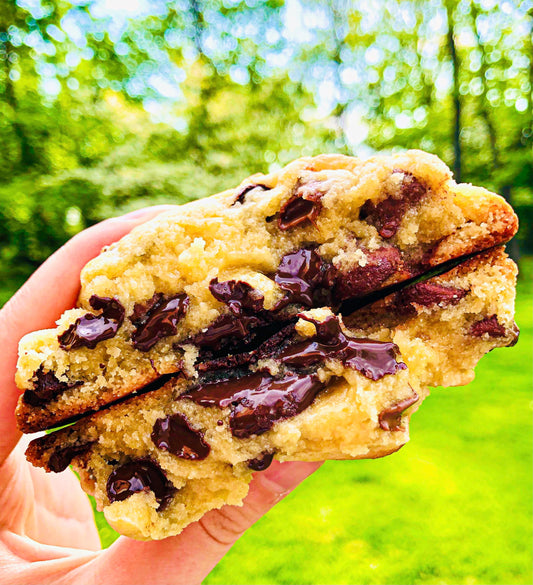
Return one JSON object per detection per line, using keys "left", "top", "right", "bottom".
{"left": 88, "top": 257, "right": 533, "bottom": 584}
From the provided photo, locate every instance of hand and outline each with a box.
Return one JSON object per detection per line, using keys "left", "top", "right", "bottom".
{"left": 0, "top": 207, "right": 322, "bottom": 585}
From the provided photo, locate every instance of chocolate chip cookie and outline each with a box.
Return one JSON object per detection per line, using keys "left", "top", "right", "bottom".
{"left": 16, "top": 150, "right": 519, "bottom": 540}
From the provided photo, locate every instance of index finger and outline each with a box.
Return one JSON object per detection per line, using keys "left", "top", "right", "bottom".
{"left": 0, "top": 206, "right": 177, "bottom": 464}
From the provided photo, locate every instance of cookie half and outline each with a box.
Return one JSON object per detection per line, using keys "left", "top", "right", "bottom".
{"left": 16, "top": 151, "right": 517, "bottom": 432}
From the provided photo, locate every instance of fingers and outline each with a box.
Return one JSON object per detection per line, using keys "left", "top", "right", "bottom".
{"left": 91, "top": 461, "right": 322, "bottom": 585}
{"left": 0, "top": 531, "right": 97, "bottom": 585}
{"left": 0, "top": 462, "right": 322, "bottom": 584}
{"left": 0, "top": 206, "right": 178, "bottom": 465}
{"left": 0, "top": 439, "right": 100, "bottom": 549}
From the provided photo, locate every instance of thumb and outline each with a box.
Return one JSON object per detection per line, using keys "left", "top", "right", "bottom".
{"left": 86, "top": 461, "right": 322, "bottom": 585}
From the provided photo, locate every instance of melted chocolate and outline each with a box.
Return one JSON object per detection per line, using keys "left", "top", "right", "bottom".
{"left": 181, "top": 371, "right": 327, "bottom": 438}
{"left": 279, "top": 315, "right": 406, "bottom": 381}
{"left": 59, "top": 295, "right": 125, "bottom": 350}
{"left": 23, "top": 366, "right": 82, "bottom": 406}
{"left": 470, "top": 315, "right": 506, "bottom": 338}
{"left": 106, "top": 459, "right": 176, "bottom": 510}
{"left": 196, "top": 322, "right": 296, "bottom": 373}
{"left": 48, "top": 443, "right": 93, "bottom": 473}
{"left": 209, "top": 279, "right": 264, "bottom": 314}
{"left": 233, "top": 183, "right": 269, "bottom": 205}
{"left": 278, "top": 190, "right": 323, "bottom": 230}
{"left": 274, "top": 249, "right": 335, "bottom": 308}
{"left": 378, "top": 392, "right": 419, "bottom": 432}
{"left": 192, "top": 313, "right": 265, "bottom": 351}
{"left": 131, "top": 293, "right": 189, "bottom": 352}
{"left": 151, "top": 413, "right": 210, "bottom": 460}
{"left": 247, "top": 452, "right": 275, "bottom": 471}
{"left": 360, "top": 172, "right": 426, "bottom": 238}
{"left": 89, "top": 296, "right": 125, "bottom": 322}
{"left": 335, "top": 247, "right": 401, "bottom": 301}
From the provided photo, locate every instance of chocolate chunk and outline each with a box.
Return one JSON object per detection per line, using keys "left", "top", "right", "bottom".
{"left": 247, "top": 452, "right": 275, "bottom": 471}
{"left": 59, "top": 295, "right": 125, "bottom": 350}
{"left": 181, "top": 371, "right": 327, "bottom": 438}
{"left": 278, "top": 186, "right": 324, "bottom": 230}
{"left": 379, "top": 392, "right": 419, "bottom": 432}
{"left": 335, "top": 247, "right": 401, "bottom": 301}
{"left": 274, "top": 249, "right": 335, "bottom": 308}
{"left": 106, "top": 459, "right": 176, "bottom": 511}
{"left": 197, "top": 322, "right": 296, "bottom": 372}
{"left": 278, "top": 180, "right": 327, "bottom": 230}
{"left": 470, "top": 315, "right": 507, "bottom": 338}
{"left": 151, "top": 413, "right": 210, "bottom": 460}
{"left": 396, "top": 282, "right": 467, "bottom": 314}
{"left": 192, "top": 313, "right": 264, "bottom": 351}
{"left": 233, "top": 183, "right": 269, "bottom": 205}
{"left": 131, "top": 293, "right": 189, "bottom": 352}
{"left": 280, "top": 314, "right": 407, "bottom": 381}
{"left": 89, "top": 295, "right": 125, "bottom": 323}
{"left": 48, "top": 443, "right": 93, "bottom": 473}
{"left": 360, "top": 172, "right": 426, "bottom": 238}
{"left": 23, "top": 366, "right": 82, "bottom": 406}
{"left": 209, "top": 279, "right": 264, "bottom": 314}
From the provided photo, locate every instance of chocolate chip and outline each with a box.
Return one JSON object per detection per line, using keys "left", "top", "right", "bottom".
{"left": 360, "top": 172, "right": 426, "bottom": 238}
{"left": 181, "top": 371, "right": 327, "bottom": 439}
{"left": 470, "top": 315, "right": 507, "bottom": 338}
{"left": 335, "top": 247, "right": 401, "bottom": 301}
{"left": 106, "top": 459, "right": 176, "bottom": 511}
{"left": 280, "top": 314, "right": 407, "bottom": 381}
{"left": 379, "top": 392, "right": 419, "bottom": 432}
{"left": 23, "top": 366, "right": 82, "bottom": 406}
{"left": 192, "top": 313, "right": 264, "bottom": 351}
{"left": 59, "top": 295, "right": 125, "bottom": 350}
{"left": 48, "top": 443, "right": 93, "bottom": 473}
{"left": 151, "top": 413, "right": 210, "bottom": 460}
{"left": 233, "top": 184, "right": 269, "bottom": 205}
{"left": 209, "top": 279, "right": 264, "bottom": 314}
{"left": 196, "top": 322, "right": 296, "bottom": 372}
{"left": 278, "top": 187, "right": 324, "bottom": 230}
{"left": 89, "top": 295, "right": 125, "bottom": 323}
{"left": 396, "top": 282, "right": 467, "bottom": 314}
{"left": 274, "top": 248, "right": 335, "bottom": 308}
{"left": 131, "top": 293, "right": 189, "bottom": 352}
{"left": 247, "top": 452, "right": 275, "bottom": 471}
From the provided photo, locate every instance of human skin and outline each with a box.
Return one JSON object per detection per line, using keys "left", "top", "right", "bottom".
{"left": 0, "top": 206, "right": 322, "bottom": 585}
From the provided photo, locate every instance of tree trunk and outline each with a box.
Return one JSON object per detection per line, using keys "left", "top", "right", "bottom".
{"left": 470, "top": 2, "right": 500, "bottom": 170}
{"left": 445, "top": 2, "right": 462, "bottom": 181}
{"left": 2, "top": 41, "right": 38, "bottom": 170}
{"left": 328, "top": 0, "right": 349, "bottom": 151}
{"left": 501, "top": 185, "right": 521, "bottom": 270}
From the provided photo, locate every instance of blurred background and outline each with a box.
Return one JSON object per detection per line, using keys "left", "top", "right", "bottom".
{"left": 1, "top": 1, "right": 531, "bottom": 583}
